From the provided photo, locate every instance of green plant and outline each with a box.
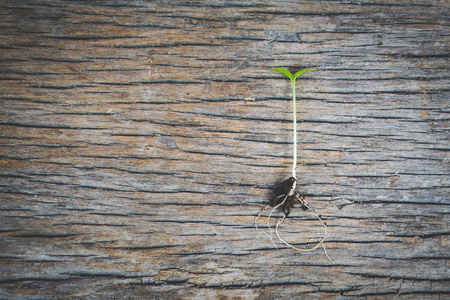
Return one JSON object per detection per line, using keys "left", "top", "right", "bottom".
{"left": 255, "top": 68, "right": 334, "bottom": 263}
{"left": 270, "top": 68, "right": 315, "bottom": 179}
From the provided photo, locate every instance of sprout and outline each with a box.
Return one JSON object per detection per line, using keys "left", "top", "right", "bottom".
{"left": 269, "top": 68, "right": 315, "bottom": 179}
{"left": 255, "top": 68, "right": 334, "bottom": 264}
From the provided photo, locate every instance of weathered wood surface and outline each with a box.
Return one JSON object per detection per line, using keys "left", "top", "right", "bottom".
{"left": 0, "top": 0, "right": 449, "bottom": 299}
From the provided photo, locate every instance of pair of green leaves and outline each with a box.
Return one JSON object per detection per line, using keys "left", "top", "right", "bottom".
{"left": 270, "top": 68, "right": 315, "bottom": 82}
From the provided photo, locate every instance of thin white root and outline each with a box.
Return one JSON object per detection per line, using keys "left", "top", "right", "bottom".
{"left": 255, "top": 187, "right": 334, "bottom": 263}
{"left": 254, "top": 205, "right": 270, "bottom": 232}
{"left": 255, "top": 204, "right": 278, "bottom": 249}
{"left": 264, "top": 231, "right": 278, "bottom": 249}
{"left": 267, "top": 194, "right": 289, "bottom": 247}
{"left": 274, "top": 195, "right": 335, "bottom": 264}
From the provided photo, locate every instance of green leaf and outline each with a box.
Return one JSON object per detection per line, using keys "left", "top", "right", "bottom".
{"left": 270, "top": 68, "right": 293, "bottom": 80}
{"left": 293, "top": 69, "right": 315, "bottom": 80}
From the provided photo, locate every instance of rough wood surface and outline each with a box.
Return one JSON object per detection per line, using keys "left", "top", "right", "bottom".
{"left": 0, "top": 0, "right": 449, "bottom": 299}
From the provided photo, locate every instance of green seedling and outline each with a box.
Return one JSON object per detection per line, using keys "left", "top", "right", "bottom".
{"left": 255, "top": 68, "right": 334, "bottom": 263}
{"left": 270, "top": 68, "right": 315, "bottom": 179}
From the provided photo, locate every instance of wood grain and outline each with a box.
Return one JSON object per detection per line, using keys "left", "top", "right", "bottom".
{"left": 0, "top": 0, "right": 449, "bottom": 299}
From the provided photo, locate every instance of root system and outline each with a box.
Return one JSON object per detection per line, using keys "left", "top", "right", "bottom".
{"left": 255, "top": 177, "right": 334, "bottom": 263}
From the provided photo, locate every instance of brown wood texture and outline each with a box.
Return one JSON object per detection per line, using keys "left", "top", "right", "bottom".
{"left": 1, "top": 0, "right": 449, "bottom": 299}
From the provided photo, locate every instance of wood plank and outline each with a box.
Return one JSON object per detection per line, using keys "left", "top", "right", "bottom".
{"left": 1, "top": 0, "right": 449, "bottom": 298}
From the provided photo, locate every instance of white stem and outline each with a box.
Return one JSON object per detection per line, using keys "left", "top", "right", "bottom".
{"left": 292, "top": 78, "right": 297, "bottom": 179}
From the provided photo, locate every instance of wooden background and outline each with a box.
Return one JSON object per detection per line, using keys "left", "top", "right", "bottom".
{"left": 1, "top": 0, "right": 449, "bottom": 299}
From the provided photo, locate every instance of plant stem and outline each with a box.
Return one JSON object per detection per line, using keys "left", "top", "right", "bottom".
{"left": 292, "top": 78, "right": 297, "bottom": 179}
{"left": 270, "top": 67, "right": 315, "bottom": 180}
